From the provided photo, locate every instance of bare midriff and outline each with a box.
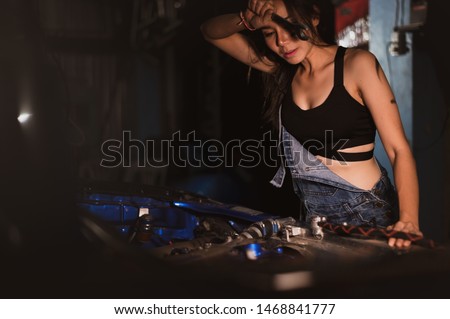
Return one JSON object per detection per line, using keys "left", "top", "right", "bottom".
{"left": 316, "top": 142, "right": 382, "bottom": 190}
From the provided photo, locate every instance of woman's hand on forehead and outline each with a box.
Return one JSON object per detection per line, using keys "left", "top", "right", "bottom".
{"left": 245, "top": 0, "right": 277, "bottom": 29}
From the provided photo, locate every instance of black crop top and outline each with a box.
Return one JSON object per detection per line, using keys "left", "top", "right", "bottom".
{"left": 281, "top": 46, "right": 376, "bottom": 162}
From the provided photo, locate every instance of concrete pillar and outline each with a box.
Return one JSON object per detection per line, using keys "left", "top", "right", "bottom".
{"left": 369, "top": 0, "right": 412, "bottom": 177}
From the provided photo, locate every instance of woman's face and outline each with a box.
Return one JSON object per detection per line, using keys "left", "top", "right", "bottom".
{"left": 261, "top": 0, "right": 314, "bottom": 64}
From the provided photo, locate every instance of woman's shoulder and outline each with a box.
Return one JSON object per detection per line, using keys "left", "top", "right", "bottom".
{"left": 343, "top": 47, "right": 380, "bottom": 77}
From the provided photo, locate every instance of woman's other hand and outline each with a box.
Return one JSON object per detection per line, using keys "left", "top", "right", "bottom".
{"left": 387, "top": 220, "right": 423, "bottom": 249}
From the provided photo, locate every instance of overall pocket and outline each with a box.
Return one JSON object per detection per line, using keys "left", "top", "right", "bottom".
{"left": 347, "top": 192, "right": 398, "bottom": 228}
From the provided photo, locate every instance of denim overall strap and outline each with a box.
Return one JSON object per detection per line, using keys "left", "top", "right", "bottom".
{"left": 270, "top": 105, "right": 286, "bottom": 188}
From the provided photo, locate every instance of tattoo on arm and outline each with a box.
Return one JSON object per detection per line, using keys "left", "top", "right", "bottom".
{"left": 390, "top": 98, "right": 397, "bottom": 104}
{"left": 374, "top": 58, "right": 382, "bottom": 80}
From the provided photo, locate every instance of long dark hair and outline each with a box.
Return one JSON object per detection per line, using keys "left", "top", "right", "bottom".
{"left": 247, "top": 0, "right": 335, "bottom": 130}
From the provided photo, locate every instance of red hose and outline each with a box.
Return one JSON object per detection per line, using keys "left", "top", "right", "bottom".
{"left": 318, "top": 222, "right": 436, "bottom": 249}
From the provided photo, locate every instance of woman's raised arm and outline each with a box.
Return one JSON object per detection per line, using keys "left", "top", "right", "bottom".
{"left": 200, "top": 8, "right": 275, "bottom": 73}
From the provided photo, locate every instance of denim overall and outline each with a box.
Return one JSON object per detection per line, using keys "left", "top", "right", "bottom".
{"left": 270, "top": 110, "right": 399, "bottom": 227}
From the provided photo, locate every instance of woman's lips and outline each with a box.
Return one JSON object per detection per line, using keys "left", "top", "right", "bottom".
{"left": 283, "top": 49, "right": 297, "bottom": 58}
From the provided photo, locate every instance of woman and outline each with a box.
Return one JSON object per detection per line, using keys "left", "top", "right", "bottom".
{"left": 200, "top": 0, "right": 422, "bottom": 248}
